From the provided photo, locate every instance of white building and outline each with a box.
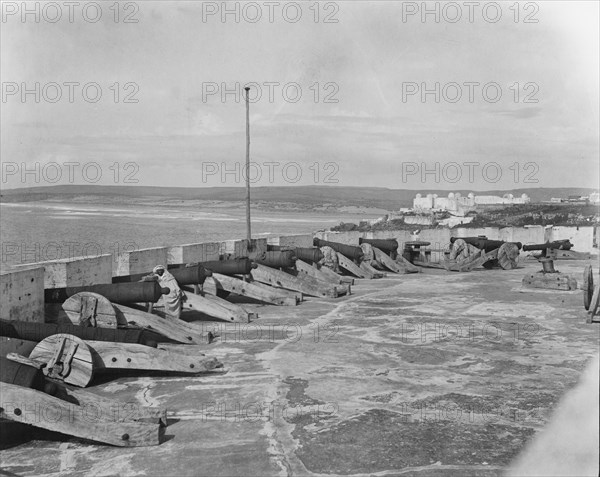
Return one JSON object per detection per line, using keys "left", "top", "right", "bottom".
{"left": 413, "top": 192, "right": 530, "bottom": 214}
{"left": 589, "top": 192, "right": 600, "bottom": 204}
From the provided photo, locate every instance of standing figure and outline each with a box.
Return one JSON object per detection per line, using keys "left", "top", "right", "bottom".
{"left": 153, "top": 265, "right": 184, "bottom": 319}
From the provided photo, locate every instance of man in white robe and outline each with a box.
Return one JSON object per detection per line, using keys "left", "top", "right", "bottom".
{"left": 152, "top": 265, "right": 184, "bottom": 319}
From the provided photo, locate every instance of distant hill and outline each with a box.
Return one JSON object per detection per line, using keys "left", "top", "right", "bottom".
{"left": 0, "top": 185, "right": 597, "bottom": 210}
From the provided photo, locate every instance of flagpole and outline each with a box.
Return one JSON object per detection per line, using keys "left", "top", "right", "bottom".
{"left": 245, "top": 86, "right": 252, "bottom": 249}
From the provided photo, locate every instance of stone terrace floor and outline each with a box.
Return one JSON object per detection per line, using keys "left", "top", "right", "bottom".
{"left": 1, "top": 258, "right": 599, "bottom": 476}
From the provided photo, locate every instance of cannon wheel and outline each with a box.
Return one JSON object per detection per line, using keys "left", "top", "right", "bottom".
{"left": 588, "top": 286, "right": 600, "bottom": 321}
{"left": 360, "top": 243, "right": 375, "bottom": 262}
{"left": 30, "top": 334, "right": 94, "bottom": 387}
{"left": 583, "top": 265, "right": 593, "bottom": 310}
{"left": 62, "top": 292, "right": 124, "bottom": 328}
{"left": 498, "top": 243, "right": 520, "bottom": 270}
{"left": 449, "top": 239, "right": 471, "bottom": 261}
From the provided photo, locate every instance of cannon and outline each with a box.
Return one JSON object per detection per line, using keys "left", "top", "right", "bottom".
{"left": 249, "top": 250, "right": 297, "bottom": 269}
{"left": 313, "top": 238, "right": 364, "bottom": 261}
{"left": 0, "top": 319, "right": 165, "bottom": 347}
{"left": 522, "top": 240, "right": 581, "bottom": 291}
{"left": 522, "top": 240, "right": 591, "bottom": 260}
{"left": 522, "top": 240, "right": 573, "bottom": 253}
{"left": 44, "top": 282, "right": 169, "bottom": 305}
{"left": 449, "top": 237, "right": 523, "bottom": 253}
{"left": 359, "top": 238, "right": 399, "bottom": 258}
{"left": 402, "top": 241, "right": 431, "bottom": 263}
{"left": 449, "top": 237, "right": 522, "bottom": 270}
{"left": 198, "top": 258, "right": 256, "bottom": 276}
{"left": 114, "top": 265, "right": 212, "bottom": 286}
{"left": 268, "top": 245, "right": 324, "bottom": 264}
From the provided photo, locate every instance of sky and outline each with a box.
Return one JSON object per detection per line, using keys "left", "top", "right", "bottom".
{"left": 1, "top": 1, "right": 599, "bottom": 191}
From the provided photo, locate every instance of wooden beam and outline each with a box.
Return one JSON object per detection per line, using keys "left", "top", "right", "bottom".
{"left": 295, "top": 259, "right": 340, "bottom": 284}
{"left": 204, "top": 273, "right": 300, "bottom": 306}
{"left": 0, "top": 382, "right": 161, "bottom": 446}
{"left": 86, "top": 340, "right": 222, "bottom": 373}
{"left": 522, "top": 273, "right": 578, "bottom": 290}
{"left": 316, "top": 265, "right": 354, "bottom": 285}
{"left": 395, "top": 255, "right": 420, "bottom": 273}
{"left": 251, "top": 264, "right": 338, "bottom": 298}
{"left": 246, "top": 280, "right": 303, "bottom": 303}
{"left": 372, "top": 247, "right": 403, "bottom": 273}
{"left": 61, "top": 386, "right": 167, "bottom": 426}
{"left": 113, "top": 304, "right": 209, "bottom": 344}
{"left": 286, "top": 264, "right": 351, "bottom": 296}
{"left": 336, "top": 253, "right": 370, "bottom": 278}
{"left": 360, "top": 261, "right": 386, "bottom": 278}
{"left": 179, "top": 290, "right": 256, "bottom": 323}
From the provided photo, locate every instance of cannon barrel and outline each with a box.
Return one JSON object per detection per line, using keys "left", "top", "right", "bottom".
{"left": 522, "top": 240, "right": 574, "bottom": 252}
{"left": 267, "top": 246, "right": 324, "bottom": 264}
{"left": 249, "top": 251, "right": 296, "bottom": 269}
{"left": 313, "top": 238, "right": 364, "bottom": 261}
{"left": 200, "top": 258, "right": 256, "bottom": 276}
{"left": 113, "top": 265, "right": 212, "bottom": 286}
{"left": 450, "top": 237, "right": 522, "bottom": 252}
{"left": 0, "top": 319, "right": 163, "bottom": 347}
{"left": 293, "top": 247, "right": 324, "bottom": 263}
{"left": 44, "top": 282, "right": 168, "bottom": 304}
{"left": 359, "top": 238, "right": 399, "bottom": 254}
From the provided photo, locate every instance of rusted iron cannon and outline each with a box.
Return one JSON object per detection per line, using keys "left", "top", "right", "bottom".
{"left": 0, "top": 319, "right": 165, "bottom": 347}
{"left": 522, "top": 239, "right": 573, "bottom": 253}
{"left": 313, "top": 238, "right": 364, "bottom": 261}
{"left": 114, "top": 265, "right": 212, "bottom": 286}
{"left": 358, "top": 238, "right": 399, "bottom": 258}
{"left": 449, "top": 236, "right": 522, "bottom": 270}
{"left": 249, "top": 250, "right": 297, "bottom": 269}
{"left": 197, "top": 258, "right": 256, "bottom": 276}
{"left": 45, "top": 282, "right": 169, "bottom": 305}
{"left": 522, "top": 240, "right": 581, "bottom": 291}
{"left": 268, "top": 246, "right": 324, "bottom": 264}
{"left": 522, "top": 240, "right": 591, "bottom": 260}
